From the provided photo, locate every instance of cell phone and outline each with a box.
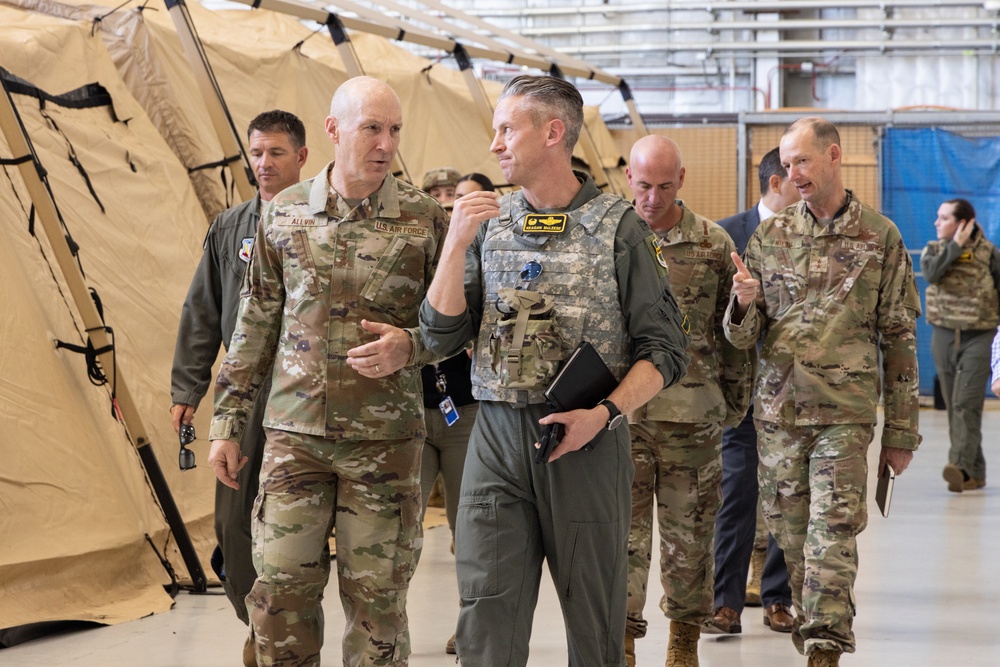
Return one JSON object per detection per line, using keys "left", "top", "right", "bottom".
{"left": 534, "top": 422, "right": 564, "bottom": 464}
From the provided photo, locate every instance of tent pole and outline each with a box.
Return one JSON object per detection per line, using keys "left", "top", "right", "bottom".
{"left": 164, "top": 0, "right": 257, "bottom": 204}
{"left": 453, "top": 44, "right": 496, "bottom": 139}
{"left": 0, "top": 74, "right": 208, "bottom": 594}
{"left": 618, "top": 81, "right": 649, "bottom": 135}
{"left": 324, "top": 15, "right": 365, "bottom": 80}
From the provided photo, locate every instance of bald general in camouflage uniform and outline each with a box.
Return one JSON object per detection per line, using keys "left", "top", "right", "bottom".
{"left": 725, "top": 118, "right": 920, "bottom": 667}
{"left": 623, "top": 135, "right": 751, "bottom": 667}
{"left": 208, "top": 77, "right": 448, "bottom": 667}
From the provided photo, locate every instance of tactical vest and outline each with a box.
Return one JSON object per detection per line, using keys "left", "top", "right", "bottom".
{"left": 926, "top": 235, "right": 1000, "bottom": 330}
{"left": 471, "top": 191, "right": 633, "bottom": 406}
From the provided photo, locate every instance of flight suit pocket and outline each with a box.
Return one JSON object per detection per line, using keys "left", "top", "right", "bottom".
{"left": 456, "top": 495, "right": 498, "bottom": 598}
{"left": 557, "top": 520, "right": 620, "bottom": 605}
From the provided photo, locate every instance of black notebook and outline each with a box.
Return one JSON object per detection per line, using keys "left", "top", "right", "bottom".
{"left": 535, "top": 341, "right": 620, "bottom": 464}
{"left": 544, "top": 340, "right": 620, "bottom": 412}
{"left": 876, "top": 463, "right": 895, "bottom": 518}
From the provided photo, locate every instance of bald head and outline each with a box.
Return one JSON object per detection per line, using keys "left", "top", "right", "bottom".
{"left": 627, "top": 134, "right": 685, "bottom": 233}
{"left": 325, "top": 76, "right": 403, "bottom": 199}
{"left": 629, "top": 134, "right": 682, "bottom": 170}
{"left": 329, "top": 76, "right": 401, "bottom": 123}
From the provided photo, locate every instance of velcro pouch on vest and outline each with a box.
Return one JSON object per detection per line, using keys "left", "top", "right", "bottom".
{"left": 490, "top": 288, "right": 564, "bottom": 389}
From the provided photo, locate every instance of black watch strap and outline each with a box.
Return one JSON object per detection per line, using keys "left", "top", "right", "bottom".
{"left": 599, "top": 399, "right": 623, "bottom": 431}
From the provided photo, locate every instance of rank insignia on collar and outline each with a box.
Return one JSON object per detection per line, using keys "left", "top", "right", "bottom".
{"left": 239, "top": 237, "right": 254, "bottom": 263}
{"left": 522, "top": 213, "right": 567, "bottom": 234}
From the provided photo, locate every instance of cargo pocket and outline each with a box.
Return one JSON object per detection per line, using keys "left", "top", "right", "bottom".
{"left": 284, "top": 229, "right": 322, "bottom": 310}
{"left": 360, "top": 235, "right": 425, "bottom": 324}
{"left": 823, "top": 456, "right": 868, "bottom": 539}
{"left": 250, "top": 491, "right": 267, "bottom": 577}
{"left": 391, "top": 490, "right": 423, "bottom": 588}
{"left": 831, "top": 255, "right": 870, "bottom": 302}
{"left": 456, "top": 495, "right": 498, "bottom": 598}
{"left": 697, "top": 455, "right": 723, "bottom": 515}
{"left": 361, "top": 235, "right": 411, "bottom": 300}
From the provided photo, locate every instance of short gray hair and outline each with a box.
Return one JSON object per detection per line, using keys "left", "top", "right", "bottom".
{"left": 499, "top": 75, "right": 584, "bottom": 155}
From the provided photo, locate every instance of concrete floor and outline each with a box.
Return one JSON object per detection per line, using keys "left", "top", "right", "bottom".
{"left": 3, "top": 407, "right": 999, "bottom": 666}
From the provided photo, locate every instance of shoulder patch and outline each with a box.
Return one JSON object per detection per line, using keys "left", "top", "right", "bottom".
{"left": 647, "top": 235, "right": 669, "bottom": 277}
{"left": 522, "top": 213, "right": 567, "bottom": 234}
{"left": 239, "top": 237, "right": 254, "bottom": 263}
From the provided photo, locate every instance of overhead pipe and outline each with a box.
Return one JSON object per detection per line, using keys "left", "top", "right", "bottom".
{"left": 391, "top": 0, "right": 648, "bottom": 132}
{"left": 552, "top": 37, "right": 1000, "bottom": 56}
{"left": 516, "top": 17, "right": 1000, "bottom": 38}
{"left": 470, "top": 0, "right": 989, "bottom": 19}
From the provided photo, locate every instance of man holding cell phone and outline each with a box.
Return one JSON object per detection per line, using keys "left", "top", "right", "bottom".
{"left": 419, "top": 75, "right": 689, "bottom": 666}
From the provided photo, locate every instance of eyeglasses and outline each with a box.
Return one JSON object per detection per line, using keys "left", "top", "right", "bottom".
{"left": 497, "top": 260, "right": 544, "bottom": 314}
{"left": 178, "top": 423, "right": 197, "bottom": 471}
{"left": 519, "top": 260, "right": 542, "bottom": 287}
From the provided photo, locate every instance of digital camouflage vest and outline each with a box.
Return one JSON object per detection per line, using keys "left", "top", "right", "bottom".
{"left": 471, "top": 190, "right": 633, "bottom": 405}
{"left": 925, "top": 234, "right": 1000, "bottom": 330}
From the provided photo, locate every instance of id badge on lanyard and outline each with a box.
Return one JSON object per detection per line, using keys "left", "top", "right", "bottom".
{"left": 435, "top": 365, "right": 459, "bottom": 426}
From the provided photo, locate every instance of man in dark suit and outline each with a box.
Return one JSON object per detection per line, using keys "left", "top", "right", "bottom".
{"left": 708, "top": 146, "right": 799, "bottom": 635}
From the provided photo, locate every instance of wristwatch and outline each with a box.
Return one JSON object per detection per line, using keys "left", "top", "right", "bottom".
{"left": 598, "top": 399, "right": 623, "bottom": 431}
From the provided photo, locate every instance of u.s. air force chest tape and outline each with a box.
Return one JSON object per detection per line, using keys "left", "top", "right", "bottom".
{"left": 490, "top": 287, "right": 564, "bottom": 390}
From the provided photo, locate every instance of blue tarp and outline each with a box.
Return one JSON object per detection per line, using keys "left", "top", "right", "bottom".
{"left": 881, "top": 127, "right": 1000, "bottom": 395}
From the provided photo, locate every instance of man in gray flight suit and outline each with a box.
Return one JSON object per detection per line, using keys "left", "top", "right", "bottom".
{"left": 420, "top": 74, "right": 690, "bottom": 667}
{"left": 170, "top": 109, "right": 307, "bottom": 666}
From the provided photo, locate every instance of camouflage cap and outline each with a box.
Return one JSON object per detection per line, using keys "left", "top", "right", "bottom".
{"left": 422, "top": 167, "right": 462, "bottom": 191}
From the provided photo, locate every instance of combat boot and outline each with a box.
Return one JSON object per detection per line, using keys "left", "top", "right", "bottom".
{"left": 665, "top": 620, "right": 700, "bottom": 667}
{"left": 624, "top": 633, "right": 636, "bottom": 667}
{"left": 806, "top": 649, "right": 841, "bottom": 667}
{"left": 745, "top": 547, "right": 765, "bottom": 606}
{"left": 242, "top": 634, "right": 258, "bottom": 667}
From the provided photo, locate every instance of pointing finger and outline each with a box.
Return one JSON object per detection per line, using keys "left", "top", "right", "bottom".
{"left": 731, "top": 252, "right": 751, "bottom": 280}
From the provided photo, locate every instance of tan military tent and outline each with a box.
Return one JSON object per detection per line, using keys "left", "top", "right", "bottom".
{"left": 0, "top": 0, "right": 634, "bottom": 639}
{"left": 0, "top": 4, "right": 208, "bottom": 631}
